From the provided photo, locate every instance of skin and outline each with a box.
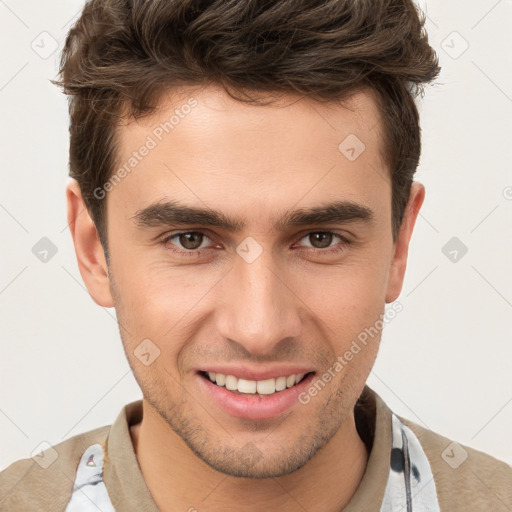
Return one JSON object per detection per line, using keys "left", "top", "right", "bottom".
{"left": 66, "top": 84, "right": 424, "bottom": 512}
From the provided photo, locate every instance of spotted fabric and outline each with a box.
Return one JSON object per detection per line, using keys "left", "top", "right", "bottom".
{"left": 64, "top": 444, "right": 115, "bottom": 512}
{"left": 380, "top": 414, "right": 441, "bottom": 511}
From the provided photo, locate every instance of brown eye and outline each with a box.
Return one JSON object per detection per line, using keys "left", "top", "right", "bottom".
{"left": 296, "top": 231, "right": 350, "bottom": 256}
{"left": 177, "top": 232, "right": 204, "bottom": 250}
{"left": 308, "top": 232, "right": 334, "bottom": 249}
{"left": 161, "top": 231, "right": 214, "bottom": 258}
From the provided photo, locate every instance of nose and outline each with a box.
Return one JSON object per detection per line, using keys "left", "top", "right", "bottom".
{"left": 215, "top": 245, "right": 302, "bottom": 356}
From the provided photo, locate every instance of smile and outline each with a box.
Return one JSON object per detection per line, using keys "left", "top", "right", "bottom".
{"left": 196, "top": 368, "right": 317, "bottom": 419}
{"left": 202, "top": 371, "right": 310, "bottom": 396}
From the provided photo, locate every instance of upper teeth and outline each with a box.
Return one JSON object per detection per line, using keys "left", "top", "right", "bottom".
{"left": 207, "top": 372, "right": 306, "bottom": 395}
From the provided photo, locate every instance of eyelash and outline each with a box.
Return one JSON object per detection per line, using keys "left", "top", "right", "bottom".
{"left": 159, "top": 231, "right": 351, "bottom": 258}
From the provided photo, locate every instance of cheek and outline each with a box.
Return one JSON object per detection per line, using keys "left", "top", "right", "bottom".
{"left": 295, "top": 256, "right": 390, "bottom": 328}
{"left": 112, "top": 261, "right": 224, "bottom": 343}
{"left": 304, "top": 265, "right": 387, "bottom": 386}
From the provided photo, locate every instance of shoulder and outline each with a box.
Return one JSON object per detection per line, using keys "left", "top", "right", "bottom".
{"left": 0, "top": 424, "right": 111, "bottom": 512}
{"left": 400, "top": 415, "right": 512, "bottom": 511}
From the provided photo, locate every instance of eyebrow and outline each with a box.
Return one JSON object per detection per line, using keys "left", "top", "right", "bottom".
{"left": 130, "top": 199, "right": 374, "bottom": 232}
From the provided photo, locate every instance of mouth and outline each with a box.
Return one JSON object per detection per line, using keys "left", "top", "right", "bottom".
{"left": 196, "top": 370, "right": 316, "bottom": 420}
{"left": 198, "top": 370, "right": 314, "bottom": 397}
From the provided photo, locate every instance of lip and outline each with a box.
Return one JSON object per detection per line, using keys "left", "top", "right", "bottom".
{"left": 196, "top": 371, "right": 316, "bottom": 420}
{"left": 196, "top": 365, "right": 314, "bottom": 381}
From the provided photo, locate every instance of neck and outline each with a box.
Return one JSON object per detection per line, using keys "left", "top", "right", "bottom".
{"left": 130, "top": 400, "right": 368, "bottom": 512}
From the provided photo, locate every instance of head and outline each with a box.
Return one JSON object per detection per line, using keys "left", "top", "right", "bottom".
{"left": 57, "top": 0, "right": 439, "bottom": 478}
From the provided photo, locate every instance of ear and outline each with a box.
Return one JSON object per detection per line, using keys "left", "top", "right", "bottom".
{"left": 65, "top": 179, "right": 114, "bottom": 308}
{"left": 385, "top": 181, "right": 425, "bottom": 303}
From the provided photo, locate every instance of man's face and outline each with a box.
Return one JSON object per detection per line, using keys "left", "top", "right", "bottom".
{"left": 101, "top": 85, "right": 406, "bottom": 477}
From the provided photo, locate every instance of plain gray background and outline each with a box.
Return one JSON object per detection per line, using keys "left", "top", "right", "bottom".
{"left": 1, "top": 0, "right": 511, "bottom": 471}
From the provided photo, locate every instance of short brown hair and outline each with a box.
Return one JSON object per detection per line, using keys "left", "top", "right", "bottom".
{"left": 53, "top": 0, "right": 440, "bottom": 261}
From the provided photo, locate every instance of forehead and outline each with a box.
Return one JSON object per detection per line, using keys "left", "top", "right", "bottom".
{"left": 109, "top": 84, "right": 389, "bottom": 227}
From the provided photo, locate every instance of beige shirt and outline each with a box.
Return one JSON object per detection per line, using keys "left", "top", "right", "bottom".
{"left": 1, "top": 385, "right": 511, "bottom": 511}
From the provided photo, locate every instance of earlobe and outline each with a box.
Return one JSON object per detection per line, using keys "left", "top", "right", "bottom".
{"left": 385, "top": 182, "right": 425, "bottom": 303}
{"left": 65, "top": 179, "right": 114, "bottom": 308}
